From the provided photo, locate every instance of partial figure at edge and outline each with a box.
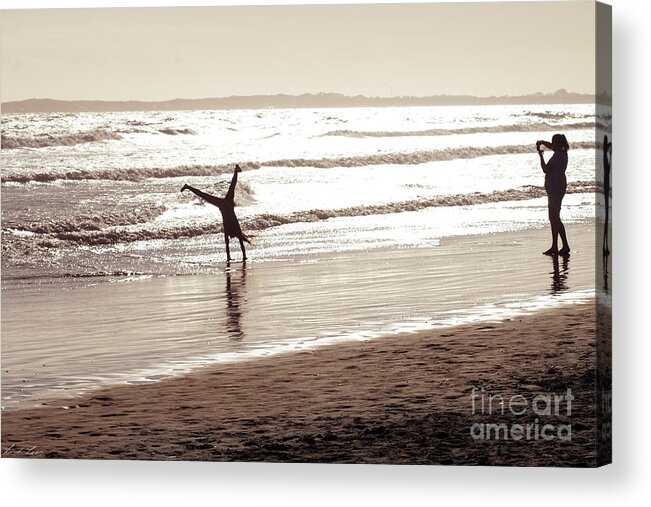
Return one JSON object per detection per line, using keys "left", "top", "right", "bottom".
{"left": 537, "top": 133, "right": 571, "bottom": 257}
{"left": 602, "top": 134, "right": 612, "bottom": 257}
{"left": 181, "top": 164, "right": 250, "bottom": 262}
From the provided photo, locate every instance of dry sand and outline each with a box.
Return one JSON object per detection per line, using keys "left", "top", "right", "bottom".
{"left": 2, "top": 302, "right": 604, "bottom": 466}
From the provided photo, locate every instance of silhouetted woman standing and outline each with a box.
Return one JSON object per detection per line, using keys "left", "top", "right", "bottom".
{"left": 537, "top": 134, "right": 570, "bottom": 257}
{"left": 181, "top": 164, "right": 250, "bottom": 262}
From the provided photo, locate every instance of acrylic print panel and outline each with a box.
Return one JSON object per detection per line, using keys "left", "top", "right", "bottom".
{"left": 1, "top": 1, "right": 611, "bottom": 466}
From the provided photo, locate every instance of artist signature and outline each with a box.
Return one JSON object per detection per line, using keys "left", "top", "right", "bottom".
{"left": 2, "top": 444, "right": 43, "bottom": 456}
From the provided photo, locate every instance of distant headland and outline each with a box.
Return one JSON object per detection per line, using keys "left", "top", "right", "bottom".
{"left": 2, "top": 89, "right": 608, "bottom": 114}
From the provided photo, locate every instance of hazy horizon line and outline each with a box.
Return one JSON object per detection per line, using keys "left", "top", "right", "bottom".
{"left": 4, "top": 89, "right": 598, "bottom": 104}
{"left": 3, "top": 89, "right": 611, "bottom": 114}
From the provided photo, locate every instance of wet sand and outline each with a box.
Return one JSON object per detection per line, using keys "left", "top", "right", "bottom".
{"left": 2, "top": 302, "right": 602, "bottom": 466}
{"left": 1, "top": 224, "right": 597, "bottom": 409}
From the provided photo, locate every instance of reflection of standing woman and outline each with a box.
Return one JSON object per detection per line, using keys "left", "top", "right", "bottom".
{"left": 537, "top": 134, "right": 570, "bottom": 257}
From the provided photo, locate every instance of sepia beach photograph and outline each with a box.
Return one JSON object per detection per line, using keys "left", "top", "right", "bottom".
{"left": 1, "top": 2, "right": 611, "bottom": 466}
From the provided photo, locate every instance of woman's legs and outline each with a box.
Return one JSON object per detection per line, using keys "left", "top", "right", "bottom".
{"left": 545, "top": 190, "right": 570, "bottom": 256}
{"left": 557, "top": 193, "right": 570, "bottom": 255}
{"left": 557, "top": 220, "right": 570, "bottom": 255}
{"left": 545, "top": 199, "right": 570, "bottom": 256}
{"left": 544, "top": 204, "right": 560, "bottom": 255}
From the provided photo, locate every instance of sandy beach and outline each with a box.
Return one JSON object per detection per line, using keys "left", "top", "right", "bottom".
{"left": 2, "top": 302, "right": 600, "bottom": 466}
{"left": 1, "top": 223, "right": 606, "bottom": 466}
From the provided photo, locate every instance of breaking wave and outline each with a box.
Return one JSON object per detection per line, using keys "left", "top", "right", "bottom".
{"left": 523, "top": 111, "right": 586, "bottom": 120}
{"left": 260, "top": 142, "right": 596, "bottom": 169}
{"left": 1, "top": 163, "right": 257, "bottom": 184}
{"left": 1, "top": 142, "right": 596, "bottom": 184}
{"left": 320, "top": 122, "right": 604, "bottom": 138}
{"left": 3, "top": 181, "right": 596, "bottom": 252}
{"left": 2, "top": 205, "right": 166, "bottom": 236}
{"left": 159, "top": 128, "right": 197, "bottom": 135}
{"left": 1, "top": 129, "right": 122, "bottom": 149}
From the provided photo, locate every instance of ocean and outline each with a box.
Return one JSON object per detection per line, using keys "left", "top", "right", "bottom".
{"left": 1, "top": 103, "right": 609, "bottom": 408}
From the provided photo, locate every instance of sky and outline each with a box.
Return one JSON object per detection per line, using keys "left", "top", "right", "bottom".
{"left": 0, "top": 2, "right": 597, "bottom": 102}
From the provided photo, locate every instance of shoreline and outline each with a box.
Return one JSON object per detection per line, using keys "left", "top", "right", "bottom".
{"left": 1, "top": 302, "right": 600, "bottom": 466}
{"left": 1, "top": 218, "right": 596, "bottom": 290}
{"left": 2, "top": 223, "right": 597, "bottom": 410}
